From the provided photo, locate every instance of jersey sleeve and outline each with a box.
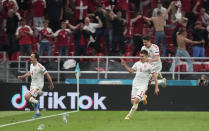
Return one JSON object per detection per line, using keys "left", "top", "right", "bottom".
{"left": 92, "top": 23, "right": 100, "bottom": 29}
{"left": 132, "top": 62, "right": 137, "bottom": 71}
{"left": 141, "top": 46, "right": 145, "bottom": 51}
{"left": 153, "top": 45, "right": 160, "bottom": 56}
{"left": 38, "top": 64, "right": 47, "bottom": 74}
{"left": 53, "top": 30, "right": 60, "bottom": 37}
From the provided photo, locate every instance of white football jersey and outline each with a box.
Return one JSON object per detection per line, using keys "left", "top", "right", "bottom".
{"left": 30, "top": 63, "right": 47, "bottom": 87}
{"left": 132, "top": 61, "right": 155, "bottom": 88}
{"left": 141, "top": 44, "right": 162, "bottom": 68}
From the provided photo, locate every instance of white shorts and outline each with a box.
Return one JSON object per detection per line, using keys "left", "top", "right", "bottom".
{"left": 149, "top": 65, "right": 162, "bottom": 80}
{"left": 131, "top": 86, "right": 147, "bottom": 100}
{"left": 29, "top": 86, "right": 43, "bottom": 98}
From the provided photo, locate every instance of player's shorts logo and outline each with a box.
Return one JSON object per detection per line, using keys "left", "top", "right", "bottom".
{"left": 11, "top": 85, "right": 29, "bottom": 109}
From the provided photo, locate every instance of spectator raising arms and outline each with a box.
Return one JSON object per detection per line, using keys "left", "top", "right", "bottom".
{"left": 6, "top": 9, "right": 21, "bottom": 60}
{"left": 143, "top": 1, "right": 174, "bottom": 57}
{"left": 169, "top": 28, "right": 204, "bottom": 72}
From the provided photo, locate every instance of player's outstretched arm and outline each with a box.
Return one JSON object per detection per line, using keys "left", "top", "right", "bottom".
{"left": 121, "top": 59, "right": 135, "bottom": 73}
{"left": 17, "top": 72, "right": 31, "bottom": 80}
{"left": 45, "top": 72, "right": 54, "bottom": 90}
{"left": 152, "top": 72, "right": 159, "bottom": 95}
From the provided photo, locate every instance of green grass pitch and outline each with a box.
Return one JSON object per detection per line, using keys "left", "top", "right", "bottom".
{"left": 0, "top": 111, "right": 209, "bottom": 131}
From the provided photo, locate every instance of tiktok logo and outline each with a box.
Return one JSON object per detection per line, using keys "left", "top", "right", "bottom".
{"left": 11, "top": 85, "right": 29, "bottom": 109}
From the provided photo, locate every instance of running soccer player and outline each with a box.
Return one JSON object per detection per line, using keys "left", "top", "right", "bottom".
{"left": 18, "top": 52, "right": 54, "bottom": 118}
{"left": 121, "top": 50, "right": 159, "bottom": 120}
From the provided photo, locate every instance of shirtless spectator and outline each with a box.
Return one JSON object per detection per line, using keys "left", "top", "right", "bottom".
{"left": 144, "top": 1, "right": 174, "bottom": 57}
{"left": 169, "top": 28, "right": 204, "bottom": 72}
{"left": 171, "top": 11, "right": 188, "bottom": 52}
{"left": 152, "top": 2, "right": 168, "bottom": 27}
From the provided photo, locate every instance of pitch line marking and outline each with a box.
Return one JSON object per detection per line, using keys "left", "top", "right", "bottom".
{"left": 0, "top": 110, "right": 78, "bottom": 128}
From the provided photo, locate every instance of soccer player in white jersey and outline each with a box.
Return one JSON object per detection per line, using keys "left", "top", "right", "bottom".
{"left": 18, "top": 52, "right": 54, "bottom": 118}
{"left": 121, "top": 50, "right": 159, "bottom": 120}
{"left": 141, "top": 35, "right": 166, "bottom": 88}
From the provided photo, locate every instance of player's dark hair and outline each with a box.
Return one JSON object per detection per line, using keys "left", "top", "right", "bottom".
{"left": 32, "top": 52, "right": 39, "bottom": 61}
{"left": 142, "top": 35, "right": 151, "bottom": 41}
{"left": 140, "top": 50, "right": 149, "bottom": 56}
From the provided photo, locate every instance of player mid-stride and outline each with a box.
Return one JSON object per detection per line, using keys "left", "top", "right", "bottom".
{"left": 121, "top": 50, "right": 159, "bottom": 120}
{"left": 18, "top": 52, "right": 54, "bottom": 118}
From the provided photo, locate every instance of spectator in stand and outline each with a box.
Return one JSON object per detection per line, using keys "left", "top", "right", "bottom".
{"left": 53, "top": 21, "right": 71, "bottom": 59}
{"left": 171, "top": 10, "right": 188, "bottom": 52}
{"left": 130, "top": 11, "right": 144, "bottom": 56}
{"left": 89, "top": 4, "right": 110, "bottom": 54}
{"left": 202, "top": 0, "right": 209, "bottom": 13}
{"left": 110, "top": 10, "right": 126, "bottom": 55}
{"left": 2, "top": 0, "right": 19, "bottom": 26}
{"left": 115, "top": 0, "right": 128, "bottom": 19}
{"left": 83, "top": 16, "right": 103, "bottom": 52}
{"left": 16, "top": 0, "right": 32, "bottom": 25}
{"left": 152, "top": 2, "right": 168, "bottom": 28}
{"left": 191, "top": 21, "right": 206, "bottom": 57}
{"left": 144, "top": 1, "right": 174, "bottom": 57}
{"left": 104, "top": 6, "right": 113, "bottom": 55}
{"left": 73, "top": 21, "right": 89, "bottom": 59}
{"left": 193, "top": 1, "right": 209, "bottom": 27}
{"left": 16, "top": 18, "right": 33, "bottom": 56}
{"left": 32, "top": 0, "right": 46, "bottom": 28}
{"left": 6, "top": 9, "right": 21, "bottom": 60}
{"left": 46, "top": 0, "right": 64, "bottom": 32}
{"left": 34, "top": 19, "right": 53, "bottom": 62}
{"left": 169, "top": 28, "right": 204, "bottom": 72}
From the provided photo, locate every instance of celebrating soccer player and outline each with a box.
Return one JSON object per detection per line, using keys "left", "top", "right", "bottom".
{"left": 121, "top": 50, "right": 159, "bottom": 120}
{"left": 18, "top": 52, "right": 54, "bottom": 118}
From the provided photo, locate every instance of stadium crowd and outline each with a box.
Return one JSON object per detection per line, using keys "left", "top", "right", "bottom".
{"left": 0, "top": 0, "right": 209, "bottom": 69}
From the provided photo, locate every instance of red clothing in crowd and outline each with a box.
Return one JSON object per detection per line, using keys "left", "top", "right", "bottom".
{"left": 80, "top": 33, "right": 86, "bottom": 46}
{"left": 32, "top": 0, "right": 45, "bottom": 17}
{"left": 54, "top": 29, "right": 71, "bottom": 46}
{"left": 181, "top": 0, "right": 191, "bottom": 13}
{"left": 75, "top": 0, "right": 88, "bottom": 20}
{"left": 37, "top": 27, "right": 53, "bottom": 41}
{"left": 132, "top": 17, "right": 144, "bottom": 35}
{"left": 16, "top": 25, "right": 33, "bottom": 45}
{"left": 2, "top": 0, "right": 18, "bottom": 18}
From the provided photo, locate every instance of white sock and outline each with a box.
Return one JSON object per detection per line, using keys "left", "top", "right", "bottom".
{"left": 127, "top": 103, "right": 138, "bottom": 117}
{"left": 29, "top": 97, "right": 38, "bottom": 104}
{"left": 36, "top": 108, "right": 40, "bottom": 114}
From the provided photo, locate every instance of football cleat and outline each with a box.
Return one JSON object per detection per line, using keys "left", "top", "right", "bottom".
{"left": 162, "top": 78, "right": 167, "bottom": 88}
{"left": 33, "top": 112, "right": 41, "bottom": 119}
{"left": 124, "top": 115, "right": 130, "bottom": 120}
{"left": 143, "top": 95, "right": 148, "bottom": 105}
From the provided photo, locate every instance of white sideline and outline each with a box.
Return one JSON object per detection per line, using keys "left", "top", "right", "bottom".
{"left": 0, "top": 110, "right": 78, "bottom": 128}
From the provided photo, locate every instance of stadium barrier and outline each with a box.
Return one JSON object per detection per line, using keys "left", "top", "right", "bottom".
{"left": 16, "top": 56, "right": 209, "bottom": 83}
{"left": 1, "top": 83, "right": 209, "bottom": 111}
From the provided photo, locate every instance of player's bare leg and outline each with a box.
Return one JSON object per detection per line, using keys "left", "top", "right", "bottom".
{"left": 25, "top": 92, "right": 40, "bottom": 118}
{"left": 125, "top": 98, "right": 140, "bottom": 120}
{"left": 158, "top": 73, "right": 166, "bottom": 88}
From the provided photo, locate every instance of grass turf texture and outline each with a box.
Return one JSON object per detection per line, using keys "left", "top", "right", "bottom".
{"left": 0, "top": 111, "right": 209, "bottom": 131}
